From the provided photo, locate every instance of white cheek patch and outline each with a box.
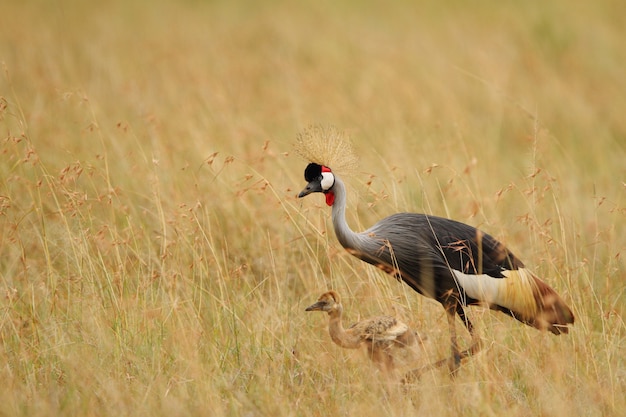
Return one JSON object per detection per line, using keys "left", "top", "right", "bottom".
{"left": 320, "top": 172, "right": 335, "bottom": 191}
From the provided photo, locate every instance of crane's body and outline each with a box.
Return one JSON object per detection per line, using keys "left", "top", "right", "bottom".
{"left": 306, "top": 291, "right": 421, "bottom": 373}
{"left": 298, "top": 162, "right": 574, "bottom": 375}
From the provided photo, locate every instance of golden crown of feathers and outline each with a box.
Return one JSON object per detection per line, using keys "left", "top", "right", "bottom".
{"left": 294, "top": 125, "right": 359, "bottom": 176}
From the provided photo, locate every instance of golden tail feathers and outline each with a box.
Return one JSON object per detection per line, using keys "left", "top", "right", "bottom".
{"left": 455, "top": 268, "right": 574, "bottom": 334}
{"left": 499, "top": 269, "right": 574, "bottom": 334}
{"left": 528, "top": 274, "right": 575, "bottom": 334}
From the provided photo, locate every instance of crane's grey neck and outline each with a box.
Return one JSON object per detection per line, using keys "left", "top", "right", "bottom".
{"left": 330, "top": 175, "right": 367, "bottom": 250}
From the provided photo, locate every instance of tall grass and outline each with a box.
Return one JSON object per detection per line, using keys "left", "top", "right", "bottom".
{"left": 1, "top": 0, "right": 625, "bottom": 415}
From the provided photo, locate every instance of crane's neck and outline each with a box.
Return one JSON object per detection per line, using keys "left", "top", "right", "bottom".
{"left": 327, "top": 306, "right": 362, "bottom": 349}
{"left": 329, "top": 176, "right": 365, "bottom": 250}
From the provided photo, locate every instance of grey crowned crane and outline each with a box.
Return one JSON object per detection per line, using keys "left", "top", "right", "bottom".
{"left": 295, "top": 126, "right": 574, "bottom": 377}
{"left": 305, "top": 290, "right": 422, "bottom": 374}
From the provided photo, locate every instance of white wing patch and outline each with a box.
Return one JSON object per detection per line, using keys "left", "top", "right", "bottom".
{"left": 453, "top": 268, "right": 539, "bottom": 318}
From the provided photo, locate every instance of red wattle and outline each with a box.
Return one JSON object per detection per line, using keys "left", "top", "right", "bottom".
{"left": 325, "top": 192, "right": 335, "bottom": 206}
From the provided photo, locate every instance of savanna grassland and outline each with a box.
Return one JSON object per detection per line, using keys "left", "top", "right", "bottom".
{"left": 1, "top": 0, "right": 625, "bottom": 416}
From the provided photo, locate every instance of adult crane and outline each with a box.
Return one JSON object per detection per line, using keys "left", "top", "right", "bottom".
{"left": 295, "top": 126, "right": 574, "bottom": 377}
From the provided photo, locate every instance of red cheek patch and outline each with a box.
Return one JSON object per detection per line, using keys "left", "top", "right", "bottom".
{"left": 325, "top": 191, "right": 335, "bottom": 206}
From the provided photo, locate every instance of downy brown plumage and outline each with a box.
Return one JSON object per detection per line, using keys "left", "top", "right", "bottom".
{"left": 306, "top": 291, "right": 422, "bottom": 374}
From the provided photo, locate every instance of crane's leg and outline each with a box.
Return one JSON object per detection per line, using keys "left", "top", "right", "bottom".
{"left": 402, "top": 304, "right": 459, "bottom": 382}
{"left": 455, "top": 304, "right": 482, "bottom": 360}
{"left": 402, "top": 303, "right": 482, "bottom": 383}
{"left": 445, "top": 303, "right": 484, "bottom": 372}
{"left": 445, "top": 305, "right": 462, "bottom": 375}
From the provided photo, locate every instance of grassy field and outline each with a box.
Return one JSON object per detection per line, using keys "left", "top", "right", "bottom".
{"left": 1, "top": 0, "right": 625, "bottom": 415}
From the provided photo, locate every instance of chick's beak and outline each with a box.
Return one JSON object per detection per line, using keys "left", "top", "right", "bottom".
{"left": 305, "top": 301, "right": 325, "bottom": 312}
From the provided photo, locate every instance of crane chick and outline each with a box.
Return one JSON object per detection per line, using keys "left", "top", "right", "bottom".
{"left": 306, "top": 291, "right": 421, "bottom": 374}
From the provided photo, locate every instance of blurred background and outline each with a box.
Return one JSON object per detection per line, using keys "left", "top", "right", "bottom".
{"left": 1, "top": 0, "right": 625, "bottom": 416}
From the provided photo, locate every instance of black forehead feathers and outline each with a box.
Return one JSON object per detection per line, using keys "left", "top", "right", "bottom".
{"left": 304, "top": 162, "right": 322, "bottom": 182}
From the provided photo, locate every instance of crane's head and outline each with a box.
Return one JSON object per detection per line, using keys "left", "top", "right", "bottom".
{"left": 297, "top": 162, "right": 336, "bottom": 206}
{"left": 305, "top": 291, "right": 341, "bottom": 315}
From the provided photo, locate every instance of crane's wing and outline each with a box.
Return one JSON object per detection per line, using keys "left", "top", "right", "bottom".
{"left": 350, "top": 213, "right": 574, "bottom": 334}
{"left": 350, "top": 316, "right": 408, "bottom": 342}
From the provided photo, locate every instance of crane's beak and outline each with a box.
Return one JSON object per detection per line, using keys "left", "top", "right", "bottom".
{"left": 297, "top": 180, "right": 323, "bottom": 198}
{"left": 305, "top": 301, "right": 325, "bottom": 312}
